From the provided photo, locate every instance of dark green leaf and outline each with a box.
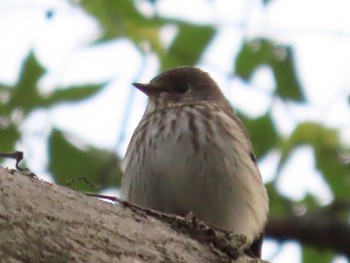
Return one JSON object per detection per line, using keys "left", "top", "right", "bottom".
{"left": 49, "top": 129, "right": 122, "bottom": 192}
{"left": 302, "top": 246, "right": 333, "bottom": 263}
{"left": 0, "top": 84, "right": 12, "bottom": 117}
{"left": 42, "top": 84, "right": 104, "bottom": 106}
{"left": 80, "top": 0, "right": 164, "bottom": 49}
{"left": 81, "top": 0, "right": 135, "bottom": 40}
{"left": 235, "top": 39, "right": 274, "bottom": 80}
{"left": 315, "top": 146, "right": 350, "bottom": 199}
{"left": 297, "top": 193, "right": 319, "bottom": 213}
{"left": 80, "top": 1, "right": 215, "bottom": 69}
{"left": 266, "top": 183, "right": 292, "bottom": 217}
{"left": 8, "top": 53, "right": 104, "bottom": 110}
{"left": 160, "top": 23, "right": 215, "bottom": 69}
{"left": 0, "top": 125, "right": 19, "bottom": 152}
{"left": 239, "top": 111, "right": 279, "bottom": 159}
{"left": 272, "top": 46, "right": 304, "bottom": 101}
{"left": 235, "top": 38, "right": 305, "bottom": 102}
{"left": 11, "top": 52, "right": 45, "bottom": 114}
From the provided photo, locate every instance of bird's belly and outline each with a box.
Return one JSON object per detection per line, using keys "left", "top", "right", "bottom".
{"left": 125, "top": 130, "right": 267, "bottom": 243}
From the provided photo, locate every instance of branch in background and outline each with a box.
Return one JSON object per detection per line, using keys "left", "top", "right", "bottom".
{"left": 265, "top": 214, "right": 350, "bottom": 258}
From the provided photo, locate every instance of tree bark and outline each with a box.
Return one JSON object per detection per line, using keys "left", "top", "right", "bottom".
{"left": 0, "top": 166, "right": 268, "bottom": 263}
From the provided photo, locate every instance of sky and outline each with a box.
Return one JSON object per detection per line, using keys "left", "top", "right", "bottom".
{"left": 0, "top": 0, "right": 350, "bottom": 262}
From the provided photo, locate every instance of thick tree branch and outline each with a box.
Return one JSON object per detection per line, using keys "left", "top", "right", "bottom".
{"left": 0, "top": 166, "right": 268, "bottom": 263}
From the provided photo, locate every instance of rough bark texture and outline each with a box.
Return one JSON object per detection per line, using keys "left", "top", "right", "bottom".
{"left": 0, "top": 166, "right": 269, "bottom": 263}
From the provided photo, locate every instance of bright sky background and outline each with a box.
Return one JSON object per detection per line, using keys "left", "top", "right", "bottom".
{"left": 0, "top": 0, "right": 350, "bottom": 262}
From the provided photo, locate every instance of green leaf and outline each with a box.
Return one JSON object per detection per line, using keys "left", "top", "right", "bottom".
{"left": 0, "top": 84, "right": 12, "bottom": 117}
{"left": 0, "top": 125, "right": 20, "bottom": 152}
{"left": 266, "top": 183, "right": 293, "bottom": 217}
{"left": 239, "top": 111, "right": 279, "bottom": 159}
{"left": 272, "top": 46, "right": 304, "bottom": 101}
{"left": 160, "top": 23, "right": 215, "bottom": 69}
{"left": 81, "top": 0, "right": 137, "bottom": 40}
{"left": 79, "top": 1, "right": 215, "bottom": 69}
{"left": 282, "top": 122, "right": 340, "bottom": 153}
{"left": 235, "top": 39, "right": 275, "bottom": 80}
{"left": 80, "top": 0, "right": 164, "bottom": 50}
{"left": 297, "top": 193, "right": 320, "bottom": 214}
{"left": 49, "top": 129, "right": 122, "bottom": 192}
{"left": 302, "top": 246, "right": 333, "bottom": 263}
{"left": 11, "top": 52, "right": 45, "bottom": 115}
{"left": 0, "top": 53, "right": 44, "bottom": 153}
{"left": 235, "top": 38, "right": 305, "bottom": 102}
{"left": 42, "top": 84, "right": 104, "bottom": 106}
{"left": 279, "top": 122, "right": 350, "bottom": 199}
{"left": 8, "top": 52, "right": 104, "bottom": 110}
{"left": 315, "top": 146, "right": 350, "bottom": 199}
{"left": 0, "top": 53, "right": 105, "bottom": 155}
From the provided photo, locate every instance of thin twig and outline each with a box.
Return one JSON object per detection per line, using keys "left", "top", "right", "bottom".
{"left": 0, "top": 151, "right": 24, "bottom": 170}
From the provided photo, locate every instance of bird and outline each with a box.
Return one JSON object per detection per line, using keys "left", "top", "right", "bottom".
{"left": 121, "top": 66, "right": 269, "bottom": 258}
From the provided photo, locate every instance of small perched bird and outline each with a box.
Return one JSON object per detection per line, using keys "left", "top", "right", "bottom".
{"left": 121, "top": 66, "right": 269, "bottom": 258}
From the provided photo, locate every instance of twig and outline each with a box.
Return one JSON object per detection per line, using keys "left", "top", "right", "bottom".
{"left": 67, "top": 177, "right": 100, "bottom": 190}
{"left": 0, "top": 151, "right": 24, "bottom": 170}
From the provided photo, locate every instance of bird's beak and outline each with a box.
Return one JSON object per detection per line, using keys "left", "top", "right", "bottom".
{"left": 132, "top": 83, "right": 153, "bottom": 96}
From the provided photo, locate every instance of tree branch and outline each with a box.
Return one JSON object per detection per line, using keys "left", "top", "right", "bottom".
{"left": 265, "top": 214, "right": 350, "bottom": 258}
{"left": 0, "top": 166, "right": 268, "bottom": 263}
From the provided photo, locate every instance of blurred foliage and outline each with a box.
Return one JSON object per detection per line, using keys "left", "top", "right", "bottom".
{"left": 279, "top": 122, "right": 350, "bottom": 199}
{"left": 239, "top": 111, "right": 279, "bottom": 159}
{"left": 265, "top": 182, "right": 293, "bottom": 217}
{"left": 0, "top": 53, "right": 104, "bottom": 151}
{"left": 160, "top": 23, "right": 215, "bottom": 70}
{"left": 302, "top": 246, "right": 334, "bottom": 263}
{"left": 0, "top": 0, "right": 349, "bottom": 262}
{"left": 49, "top": 130, "right": 121, "bottom": 191}
{"left": 235, "top": 38, "right": 305, "bottom": 101}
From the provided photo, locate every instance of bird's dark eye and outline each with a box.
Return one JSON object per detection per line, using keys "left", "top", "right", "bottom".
{"left": 174, "top": 83, "right": 189, "bottom": 93}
